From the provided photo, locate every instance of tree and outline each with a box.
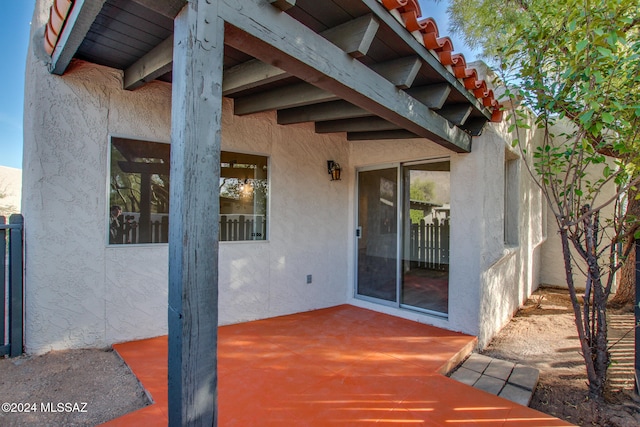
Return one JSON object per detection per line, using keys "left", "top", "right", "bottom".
{"left": 409, "top": 178, "right": 436, "bottom": 223}
{"left": 446, "top": 0, "right": 640, "bottom": 398}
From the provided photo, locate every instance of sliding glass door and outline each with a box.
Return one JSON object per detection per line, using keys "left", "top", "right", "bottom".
{"left": 356, "top": 161, "right": 450, "bottom": 315}
{"left": 356, "top": 168, "right": 398, "bottom": 303}
{"left": 401, "top": 161, "right": 450, "bottom": 314}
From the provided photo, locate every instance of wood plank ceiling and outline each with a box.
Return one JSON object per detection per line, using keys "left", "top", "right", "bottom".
{"left": 46, "top": 0, "right": 502, "bottom": 153}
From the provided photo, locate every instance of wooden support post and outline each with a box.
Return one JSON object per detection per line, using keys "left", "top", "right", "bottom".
{"left": 168, "top": 1, "right": 223, "bottom": 425}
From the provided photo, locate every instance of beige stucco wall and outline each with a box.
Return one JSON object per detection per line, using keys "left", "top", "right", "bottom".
{"left": 537, "top": 122, "right": 618, "bottom": 290}
{"left": 348, "top": 121, "right": 545, "bottom": 347}
{"left": 24, "top": 0, "right": 546, "bottom": 353}
{"left": 24, "top": 0, "right": 349, "bottom": 353}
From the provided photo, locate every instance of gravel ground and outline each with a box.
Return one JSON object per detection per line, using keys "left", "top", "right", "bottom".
{"left": 0, "top": 348, "right": 149, "bottom": 426}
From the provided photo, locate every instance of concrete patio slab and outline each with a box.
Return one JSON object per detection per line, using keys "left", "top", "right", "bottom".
{"left": 449, "top": 366, "right": 482, "bottom": 386}
{"left": 484, "top": 358, "right": 516, "bottom": 380}
{"left": 474, "top": 374, "right": 506, "bottom": 394}
{"left": 500, "top": 383, "right": 535, "bottom": 406}
{"left": 509, "top": 364, "right": 540, "bottom": 391}
{"left": 461, "top": 352, "right": 493, "bottom": 373}
{"left": 104, "top": 305, "right": 571, "bottom": 426}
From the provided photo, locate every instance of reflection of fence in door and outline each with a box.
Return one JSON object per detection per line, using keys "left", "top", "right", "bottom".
{"left": 409, "top": 219, "right": 450, "bottom": 270}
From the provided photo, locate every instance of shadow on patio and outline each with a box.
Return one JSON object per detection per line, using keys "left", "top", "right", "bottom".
{"left": 102, "top": 305, "right": 571, "bottom": 426}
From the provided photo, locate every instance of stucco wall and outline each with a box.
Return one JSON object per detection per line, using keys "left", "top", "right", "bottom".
{"left": 537, "top": 122, "right": 618, "bottom": 290}
{"left": 24, "top": 1, "right": 349, "bottom": 353}
{"left": 348, "top": 122, "right": 545, "bottom": 347}
{"left": 24, "top": 0, "right": 546, "bottom": 353}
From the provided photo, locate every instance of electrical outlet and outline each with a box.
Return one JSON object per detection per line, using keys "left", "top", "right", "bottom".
{"left": 306, "top": 274, "right": 312, "bottom": 284}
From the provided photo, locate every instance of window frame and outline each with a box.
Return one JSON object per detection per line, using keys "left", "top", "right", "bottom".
{"left": 106, "top": 136, "right": 270, "bottom": 246}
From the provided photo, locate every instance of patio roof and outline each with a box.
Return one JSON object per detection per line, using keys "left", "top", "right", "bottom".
{"left": 105, "top": 305, "right": 570, "bottom": 426}
{"left": 44, "top": 0, "right": 502, "bottom": 154}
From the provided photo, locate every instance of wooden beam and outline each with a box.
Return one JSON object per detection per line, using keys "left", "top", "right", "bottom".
{"left": 462, "top": 117, "right": 489, "bottom": 136}
{"left": 220, "top": 0, "right": 471, "bottom": 152}
{"left": 168, "top": 1, "right": 221, "bottom": 424}
{"left": 370, "top": 57, "right": 422, "bottom": 89}
{"left": 234, "top": 82, "right": 337, "bottom": 115}
{"left": 49, "top": 0, "right": 107, "bottom": 75}
{"left": 278, "top": 100, "right": 371, "bottom": 125}
{"left": 124, "top": 35, "right": 174, "bottom": 90}
{"left": 222, "top": 60, "right": 288, "bottom": 96}
{"left": 347, "top": 130, "right": 420, "bottom": 140}
{"left": 269, "top": 0, "right": 296, "bottom": 11}
{"left": 125, "top": 14, "right": 378, "bottom": 92}
{"left": 315, "top": 116, "right": 400, "bottom": 133}
{"left": 438, "top": 104, "right": 473, "bottom": 126}
{"left": 131, "top": 0, "right": 186, "bottom": 19}
{"left": 225, "top": 15, "right": 379, "bottom": 94}
{"left": 320, "top": 14, "right": 380, "bottom": 58}
{"left": 407, "top": 84, "right": 452, "bottom": 110}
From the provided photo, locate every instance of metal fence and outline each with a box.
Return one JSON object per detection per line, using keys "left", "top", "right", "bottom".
{"left": 1, "top": 214, "right": 24, "bottom": 357}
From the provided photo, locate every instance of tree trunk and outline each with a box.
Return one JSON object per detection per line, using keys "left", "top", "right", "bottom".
{"left": 560, "top": 228, "right": 599, "bottom": 393}
{"left": 610, "top": 187, "right": 640, "bottom": 307}
{"left": 562, "top": 208, "right": 609, "bottom": 399}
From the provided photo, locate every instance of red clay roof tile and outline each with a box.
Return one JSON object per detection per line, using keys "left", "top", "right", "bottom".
{"left": 380, "top": 0, "right": 503, "bottom": 122}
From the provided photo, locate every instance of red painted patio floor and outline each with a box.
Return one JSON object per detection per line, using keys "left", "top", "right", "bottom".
{"left": 103, "top": 305, "right": 571, "bottom": 426}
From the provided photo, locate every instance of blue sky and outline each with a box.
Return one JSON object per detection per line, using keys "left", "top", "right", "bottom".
{"left": 0, "top": 0, "right": 476, "bottom": 170}
{"left": 1, "top": 1, "right": 33, "bottom": 169}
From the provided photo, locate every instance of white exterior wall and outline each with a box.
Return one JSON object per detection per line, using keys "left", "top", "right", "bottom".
{"left": 24, "top": 0, "right": 545, "bottom": 353}
{"left": 474, "top": 124, "right": 546, "bottom": 347}
{"left": 24, "top": 2, "right": 348, "bottom": 353}
{"left": 348, "top": 123, "right": 545, "bottom": 348}
{"left": 538, "top": 121, "right": 617, "bottom": 290}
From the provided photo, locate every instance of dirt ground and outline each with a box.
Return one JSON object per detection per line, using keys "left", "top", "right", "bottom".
{"left": 1, "top": 287, "right": 639, "bottom": 426}
{"left": 0, "top": 348, "right": 149, "bottom": 426}
{"left": 483, "top": 287, "right": 640, "bottom": 426}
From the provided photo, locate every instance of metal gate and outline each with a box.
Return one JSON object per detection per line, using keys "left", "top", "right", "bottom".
{"left": 1, "top": 214, "right": 24, "bottom": 357}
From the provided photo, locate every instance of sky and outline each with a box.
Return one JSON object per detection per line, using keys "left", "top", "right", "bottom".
{"left": 0, "top": 0, "right": 477, "bottom": 171}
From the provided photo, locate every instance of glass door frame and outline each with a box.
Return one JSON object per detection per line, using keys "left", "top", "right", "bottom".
{"left": 354, "top": 158, "right": 450, "bottom": 317}
{"left": 354, "top": 163, "right": 402, "bottom": 308}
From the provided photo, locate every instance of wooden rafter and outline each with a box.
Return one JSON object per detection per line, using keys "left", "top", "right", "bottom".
{"left": 315, "top": 117, "right": 400, "bottom": 134}
{"left": 234, "top": 82, "right": 337, "bottom": 116}
{"left": 347, "top": 130, "right": 419, "bottom": 140}
{"left": 278, "top": 100, "right": 371, "bottom": 124}
{"left": 219, "top": 0, "right": 472, "bottom": 152}
{"left": 124, "top": 35, "right": 174, "bottom": 90}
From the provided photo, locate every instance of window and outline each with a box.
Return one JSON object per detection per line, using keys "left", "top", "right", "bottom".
{"left": 504, "top": 153, "right": 520, "bottom": 246}
{"left": 219, "top": 152, "right": 268, "bottom": 241}
{"left": 109, "top": 138, "right": 170, "bottom": 244}
{"left": 108, "top": 137, "right": 268, "bottom": 244}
